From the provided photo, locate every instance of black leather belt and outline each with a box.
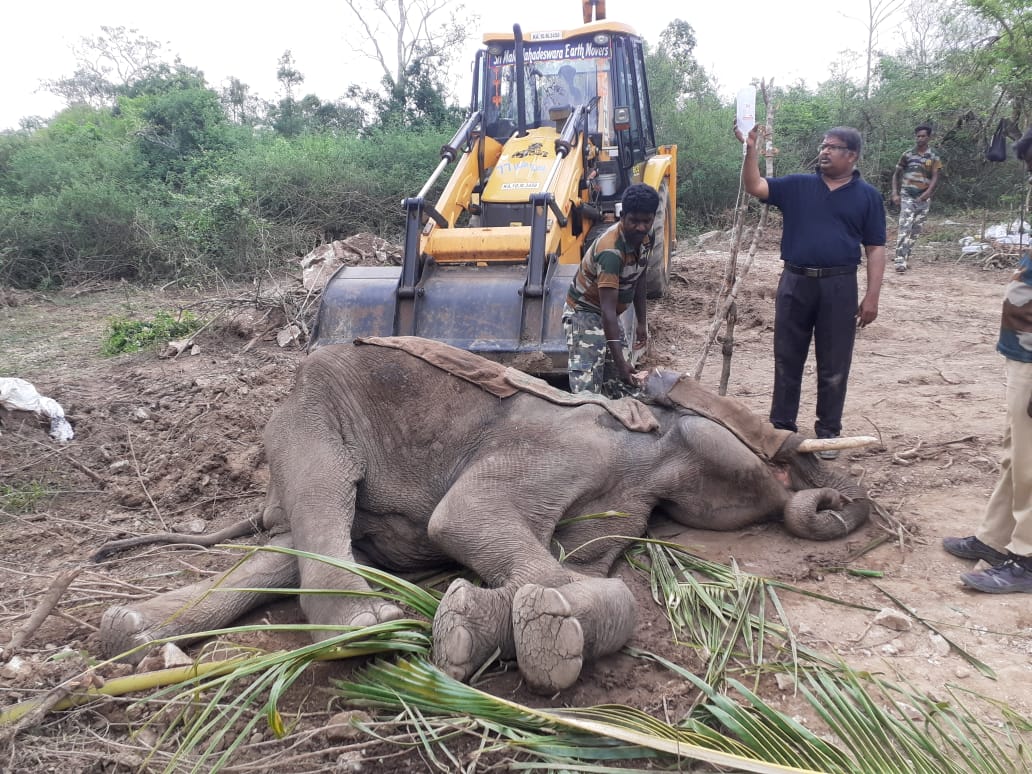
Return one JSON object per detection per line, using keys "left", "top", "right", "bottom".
{"left": 784, "top": 263, "right": 857, "bottom": 278}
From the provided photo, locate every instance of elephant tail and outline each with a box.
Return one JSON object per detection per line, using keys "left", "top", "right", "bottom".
{"left": 91, "top": 517, "right": 263, "bottom": 562}
{"left": 783, "top": 488, "right": 870, "bottom": 540}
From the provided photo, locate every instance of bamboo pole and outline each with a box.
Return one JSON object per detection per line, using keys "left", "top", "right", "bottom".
{"left": 693, "top": 80, "right": 775, "bottom": 385}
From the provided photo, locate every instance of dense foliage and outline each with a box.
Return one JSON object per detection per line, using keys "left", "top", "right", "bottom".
{"left": 0, "top": 0, "right": 1028, "bottom": 289}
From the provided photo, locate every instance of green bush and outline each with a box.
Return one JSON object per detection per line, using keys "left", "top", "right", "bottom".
{"left": 101, "top": 310, "right": 202, "bottom": 355}
{"left": 0, "top": 481, "right": 51, "bottom": 514}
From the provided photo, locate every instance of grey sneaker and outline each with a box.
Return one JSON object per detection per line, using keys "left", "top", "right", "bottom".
{"left": 961, "top": 557, "right": 1032, "bottom": 594}
{"left": 817, "top": 449, "right": 840, "bottom": 460}
{"left": 895, "top": 261, "right": 907, "bottom": 273}
{"left": 942, "top": 536, "right": 1008, "bottom": 566}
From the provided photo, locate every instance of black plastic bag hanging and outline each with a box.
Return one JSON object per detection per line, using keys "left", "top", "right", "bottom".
{"left": 986, "top": 119, "right": 1008, "bottom": 162}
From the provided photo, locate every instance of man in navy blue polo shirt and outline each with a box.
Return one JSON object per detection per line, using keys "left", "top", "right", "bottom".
{"left": 736, "top": 123, "right": 886, "bottom": 458}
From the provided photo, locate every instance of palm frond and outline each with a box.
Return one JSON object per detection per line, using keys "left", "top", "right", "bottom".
{"left": 624, "top": 538, "right": 1030, "bottom": 774}
{"left": 338, "top": 655, "right": 826, "bottom": 773}
{"left": 33, "top": 539, "right": 1026, "bottom": 774}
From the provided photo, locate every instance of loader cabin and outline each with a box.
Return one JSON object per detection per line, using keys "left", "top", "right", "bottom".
{"left": 473, "top": 19, "right": 658, "bottom": 216}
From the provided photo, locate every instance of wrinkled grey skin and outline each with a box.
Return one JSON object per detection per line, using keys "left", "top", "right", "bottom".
{"left": 100, "top": 343, "right": 869, "bottom": 693}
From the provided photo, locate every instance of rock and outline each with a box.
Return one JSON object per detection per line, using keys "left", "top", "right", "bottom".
{"left": 774, "top": 672, "right": 796, "bottom": 691}
{"left": 300, "top": 243, "right": 347, "bottom": 292}
{"left": 954, "top": 666, "right": 971, "bottom": 679}
{"left": 160, "top": 338, "right": 195, "bottom": 358}
{"left": 159, "top": 643, "right": 194, "bottom": 668}
{"left": 323, "top": 710, "right": 372, "bottom": 742}
{"left": 300, "top": 233, "right": 403, "bottom": 292}
{"left": 135, "top": 649, "right": 164, "bottom": 673}
{"left": 276, "top": 325, "right": 302, "bottom": 348}
{"left": 0, "top": 655, "right": 33, "bottom": 679}
{"left": 895, "top": 701, "right": 923, "bottom": 721}
{"left": 873, "top": 608, "right": 912, "bottom": 632}
{"left": 334, "top": 751, "right": 365, "bottom": 773}
{"left": 928, "top": 632, "right": 950, "bottom": 657}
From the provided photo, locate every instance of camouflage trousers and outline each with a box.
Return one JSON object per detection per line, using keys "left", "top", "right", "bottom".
{"left": 895, "top": 196, "right": 931, "bottom": 265}
{"left": 562, "top": 308, "right": 640, "bottom": 399}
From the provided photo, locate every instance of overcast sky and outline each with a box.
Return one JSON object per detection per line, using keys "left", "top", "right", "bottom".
{"left": 1, "top": 1, "right": 898, "bottom": 131}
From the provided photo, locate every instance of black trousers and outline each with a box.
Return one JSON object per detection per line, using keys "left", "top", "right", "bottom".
{"left": 770, "top": 269, "right": 858, "bottom": 437}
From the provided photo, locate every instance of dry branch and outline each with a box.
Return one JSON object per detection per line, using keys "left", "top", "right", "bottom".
{"left": 4, "top": 568, "right": 81, "bottom": 655}
{"left": 892, "top": 435, "right": 976, "bottom": 465}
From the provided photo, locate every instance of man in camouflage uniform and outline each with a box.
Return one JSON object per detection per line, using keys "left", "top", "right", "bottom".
{"left": 890, "top": 124, "right": 943, "bottom": 273}
{"left": 563, "top": 183, "right": 659, "bottom": 397}
{"left": 942, "top": 126, "right": 1032, "bottom": 593}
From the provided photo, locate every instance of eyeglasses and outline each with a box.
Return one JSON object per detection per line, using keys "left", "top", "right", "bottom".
{"left": 818, "top": 143, "right": 850, "bottom": 153}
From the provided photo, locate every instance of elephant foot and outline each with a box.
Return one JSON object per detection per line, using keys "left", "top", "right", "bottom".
{"left": 432, "top": 579, "right": 513, "bottom": 683}
{"left": 99, "top": 605, "right": 173, "bottom": 663}
{"left": 511, "top": 584, "right": 584, "bottom": 694}
{"left": 302, "top": 596, "right": 405, "bottom": 642}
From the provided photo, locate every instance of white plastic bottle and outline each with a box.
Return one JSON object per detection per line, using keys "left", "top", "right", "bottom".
{"left": 736, "top": 86, "right": 756, "bottom": 136}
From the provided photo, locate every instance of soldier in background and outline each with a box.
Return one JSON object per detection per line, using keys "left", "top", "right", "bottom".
{"left": 890, "top": 124, "right": 943, "bottom": 273}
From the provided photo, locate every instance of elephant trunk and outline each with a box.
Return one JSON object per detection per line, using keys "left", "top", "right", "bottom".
{"left": 775, "top": 436, "right": 872, "bottom": 539}
{"left": 783, "top": 487, "right": 871, "bottom": 540}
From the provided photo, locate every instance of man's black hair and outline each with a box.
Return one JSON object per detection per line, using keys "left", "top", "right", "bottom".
{"left": 826, "top": 126, "right": 863, "bottom": 155}
{"left": 621, "top": 183, "right": 660, "bottom": 215}
{"left": 915, "top": 124, "right": 933, "bottom": 135}
{"left": 1015, "top": 126, "right": 1032, "bottom": 161}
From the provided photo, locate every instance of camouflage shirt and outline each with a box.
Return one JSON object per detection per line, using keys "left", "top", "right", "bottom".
{"left": 566, "top": 222, "right": 651, "bottom": 315}
{"left": 896, "top": 149, "right": 943, "bottom": 198}
{"left": 998, "top": 250, "right": 1032, "bottom": 363}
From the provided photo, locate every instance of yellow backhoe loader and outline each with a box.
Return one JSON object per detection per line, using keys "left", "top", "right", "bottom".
{"left": 311, "top": 0, "right": 677, "bottom": 375}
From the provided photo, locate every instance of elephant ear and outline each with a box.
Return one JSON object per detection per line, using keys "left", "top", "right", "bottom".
{"left": 655, "top": 374, "right": 794, "bottom": 460}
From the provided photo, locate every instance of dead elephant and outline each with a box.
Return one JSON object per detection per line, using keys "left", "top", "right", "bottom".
{"left": 97, "top": 337, "right": 871, "bottom": 693}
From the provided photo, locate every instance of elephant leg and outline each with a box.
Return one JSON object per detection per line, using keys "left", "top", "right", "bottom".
{"left": 290, "top": 501, "right": 407, "bottom": 637}
{"left": 264, "top": 409, "right": 404, "bottom": 638}
{"left": 512, "top": 578, "right": 637, "bottom": 694}
{"left": 427, "top": 478, "right": 587, "bottom": 683}
{"left": 99, "top": 534, "right": 299, "bottom": 663}
{"left": 432, "top": 579, "right": 516, "bottom": 682}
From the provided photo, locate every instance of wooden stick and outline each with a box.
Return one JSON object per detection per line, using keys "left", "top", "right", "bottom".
{"left": 691, "top": 205, "right": 769, "bottom": 381}
{"left": 4, "top": 568, "right": 81, "bottom": 654}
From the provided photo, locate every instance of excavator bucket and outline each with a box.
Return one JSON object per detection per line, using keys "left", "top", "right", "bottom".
{"left": 311, "top": 260, "right": 580, "bottom": 375}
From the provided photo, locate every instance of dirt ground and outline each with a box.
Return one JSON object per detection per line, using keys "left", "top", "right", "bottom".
{"left": 1, "top": 219, "right": 1030, "bottom": 772}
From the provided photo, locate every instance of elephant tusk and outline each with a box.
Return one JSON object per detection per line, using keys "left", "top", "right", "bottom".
{"left": 796, "top": 435, "right": 879, "bottom": 453}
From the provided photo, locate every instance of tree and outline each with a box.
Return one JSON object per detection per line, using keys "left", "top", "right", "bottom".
{"left": 276, "top": 51, "right": 305, "bottom": 101}
{"left": 650, "top": 20, "right": 715, "bottom": 107}
{"left": 644, "top": 21, "right": 729, "bottom": 224}
{"left": 963, "top": 0, "right": 1031, "bottom": 124}
{"left": 858, "top": 0, "right": 908, "bottom": 99}
{"left": 42, "top": 26, "right": 169, "bottom": 109}
{"left": 220, "top": 77, "right": 264, "bottom": 126}
{"left": 341, "top": 0, "right": 472, "bottom": 127}
{"left": 117, "top": 64, "right": 236, "bottom": 184}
